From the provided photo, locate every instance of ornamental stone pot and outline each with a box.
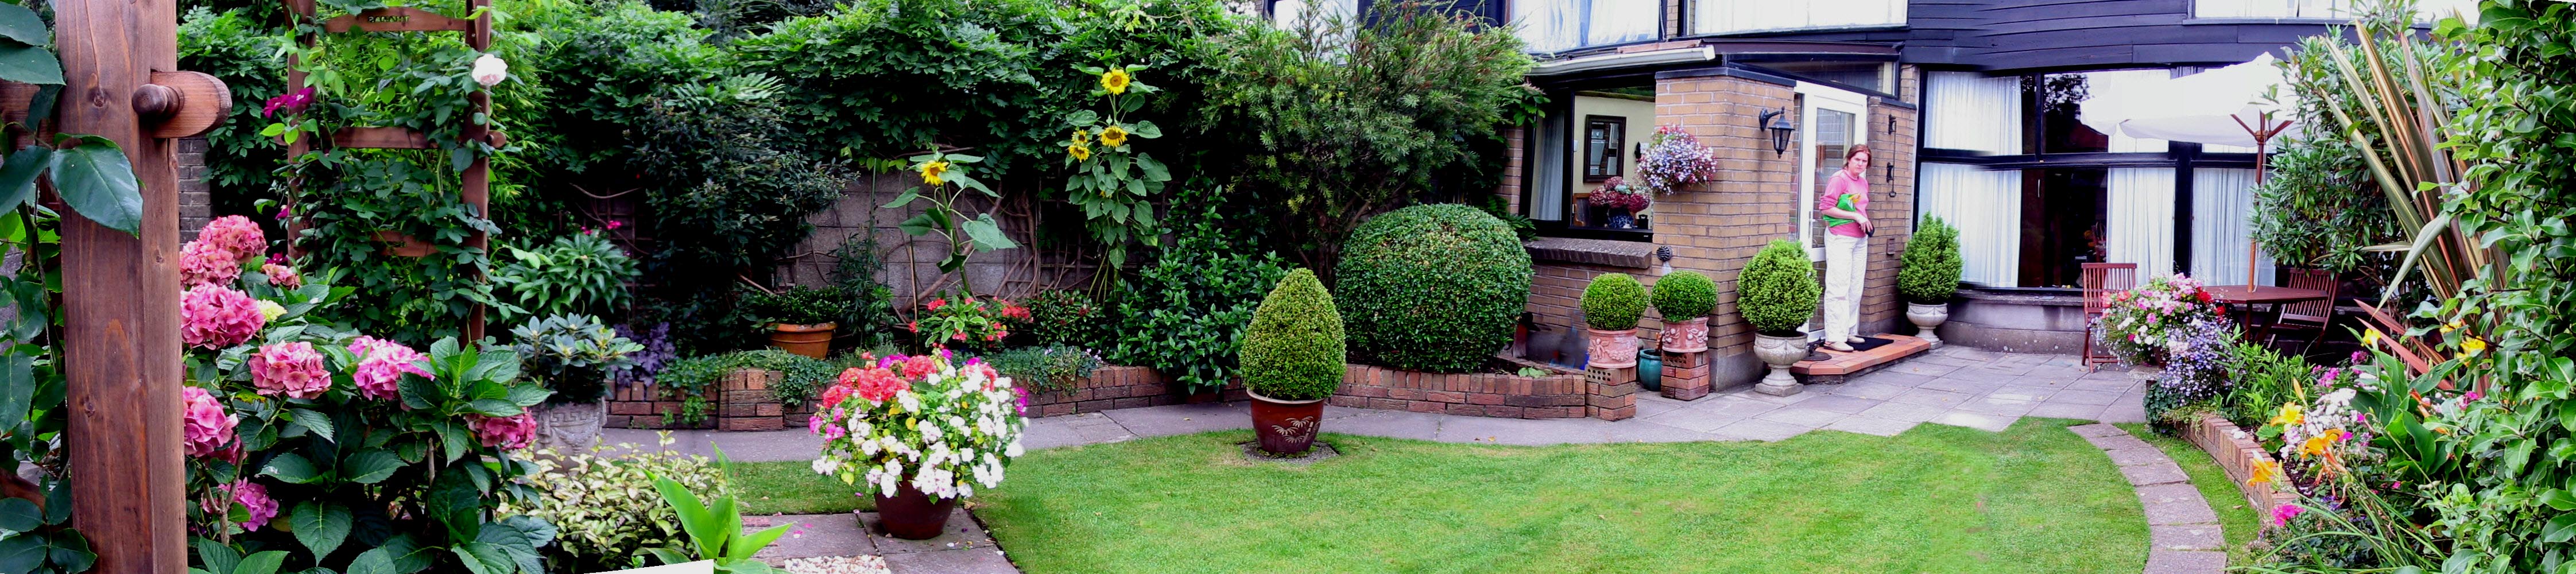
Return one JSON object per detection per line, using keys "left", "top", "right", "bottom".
{"left": 871, "top": 481, "right": 960, "bottom": 540}
{"left": 1634, "top": 348, "right": 1663, "bottom": 392}
{"left": 532, "top": 398, "right": 607, "bottom": 451}
{"left": 1659, "top": 317, "right": 1709, "bottom": 354}
{"left": 1248, "top": 390, "right": 1325, "bottom": 455}
{"left": 1906, "top": 302, "right": 1949, "bottom": 348}
{"left": 768, "top": 322, "right": 836, "bottom": 359}
{"left": 1586, "top": 328, "right": 1640, "bottom": 369}
{"left": 1752, "top": 332, "right": 1808, "bottom": 396}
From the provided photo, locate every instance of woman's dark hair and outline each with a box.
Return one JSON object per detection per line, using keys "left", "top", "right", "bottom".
{"left": 1846, "top": 144, "right": 1871, "bottom": 160}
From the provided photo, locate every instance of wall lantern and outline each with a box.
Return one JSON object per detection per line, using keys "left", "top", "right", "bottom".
{"left": 1758, "top": 107, "right": 1796, "bottom": 156}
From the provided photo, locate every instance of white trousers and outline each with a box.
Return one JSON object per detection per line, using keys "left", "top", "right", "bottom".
{"left": 1822, "top": 232, "right": 1868, "bottom": 343}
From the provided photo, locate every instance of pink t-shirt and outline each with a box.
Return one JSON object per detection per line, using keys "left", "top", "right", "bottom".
{"left": 1819, "top": 170, "right": 1869, "bottom": 238}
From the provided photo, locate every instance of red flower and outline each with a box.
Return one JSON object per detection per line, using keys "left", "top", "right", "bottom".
{"left": 846, "top": 367, "right": 908, "bottom": 402}
{"left": 925, "top": 298, "right": 948, "bottom": 312}
{"left": 819, "top": 383, "right": 853, "bottom": 410}
{"left": 907, "top": 321, "right": 918, "bottom": 333}
{"left": 950, "top": 332, "right": 967, "bottom": 342}
{"left": 901, "top": 356, "right": 937, "bottom": 379}
{"left": 2195, "top": 290, "right": 2214, "bottom": 304}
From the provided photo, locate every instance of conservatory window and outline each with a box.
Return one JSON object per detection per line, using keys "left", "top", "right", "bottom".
{"left": 1691, "top": 0, "right": 1903, "bottom": 36}
{"left": 2192, "top": 0, "right": 2477, "bottom": 22}
{"left": 1513, "top": 0, "right": 1660, "bottom": 53}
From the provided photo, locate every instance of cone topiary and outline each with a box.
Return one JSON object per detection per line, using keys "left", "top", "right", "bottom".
{"left": 1581, "top": 273, "right": 1649, "bottom": 331}
{"left": 1899, "top": 215, "right": 1964, "bottom": 304}
{"left": 1240, "top": 269, "right": 1347, "bottom": 401}
{"left": 1335, "top": 204, "right": 1534, "bottom": 373}
{"left": 1737, "top": 239, "right": 1821, "bottom": 336}
{"left": 1649, "top": 270, "right": 1717, "bottom": 321}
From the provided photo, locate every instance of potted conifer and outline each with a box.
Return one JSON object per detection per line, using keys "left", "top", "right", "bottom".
{"left": 1738, "top": 240, "right": 1822, "bottom": 396}
{"left": 1898, "top": 216, "right": 1965, "bottom": 347}
{"left": 1239, "top": 269, "right": 1346, "bottom": 455}
{"left": 1580, "top": 273, "right": 1648, "bottom": 369}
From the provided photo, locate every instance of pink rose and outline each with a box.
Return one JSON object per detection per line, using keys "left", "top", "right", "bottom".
{"left": 177, "top": 241, "right": 242, "bottom": 288}
{"left": 180, "top": 386, "right": 236, "bottom": 457}
{"left": 197, "top": 215, "right": 267, "bottom": 264}
{"left": 202, "top": 479, "right": 278, "bottom": 532}
{"left": 470, "top": 412, "right": 536, "bottom": 450}
{"left": 247, "top": 342, "right": 331, "bottom": 399}
{"left": 347, "top": 336, "right": 430, "bottom": 401}
{"left": 180, "top": 285, "right": 266, "bottom": 350}
{"left": 262, "top": 263, "right": 302, "bottom": 289}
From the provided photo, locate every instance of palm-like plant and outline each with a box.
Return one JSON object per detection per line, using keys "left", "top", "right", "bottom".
{"left": 2315, "top": 17, "right": 2492, "bottom": 309}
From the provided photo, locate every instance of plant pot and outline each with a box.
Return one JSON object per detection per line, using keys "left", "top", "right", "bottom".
{"left": 531, "top": 398, "right": 607, "bottom": 451}
{"left": 870, "top": 481, "right": 961, "bottom": 540}
{"left": 1752, "top": 332, "right": 1808, "bottom": 396}
{"left": 370, "top": 230, "right": 436, "bottom": 257}
{"left": 768, "top": 322, "right": 836, "bottom": 359}
{"left": 1248, "top": 390, "right": 1325, "bottom": 455}
{"left": 1659, "top": 317, "right": 1709, "bottom": 354}
{"left": 1634, "top": 348, "right": 1662, "bottom": 391}
{"left": 1906, "top": 302, "right": 1949, "bottom": 348}
{"left": 1585, "top": 328, "right": 1639, "bottom": 369}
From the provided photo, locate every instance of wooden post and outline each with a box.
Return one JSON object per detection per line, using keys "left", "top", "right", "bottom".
{"left": 57, "top": 0, "right": 188, "bottom": 569}
{"left": 462, "top": 0, "right": 490, "bottom": 342}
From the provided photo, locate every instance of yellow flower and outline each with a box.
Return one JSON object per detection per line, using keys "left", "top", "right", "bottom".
{"left": 2248, "top": 460, "right": 2280, "bottom": 486}
{"left": 2441, "top": 319, "right": 2463, "bottom": 335}
{"left": 2300, "top": 434, "right": 2334, "bottom": 458}
{"left": 2362, "top": 329, "right": 2383, "bottom": 348}
{"left": 1067, "top": 142, "right": 1092, "bottom": 161}
{"left": 1069, "top": 129, "right": 1090, "bottom": 146}
{"left": 2462, "top": 337, "right": 2487, "bottom": 356}
{"left": 1101, "top": 68, "right": 1132, "bottom": 95}
{"left": 1099, "top": 125, "right": 1130, "bottom": 148}
{"left": 254, "top": 300, "right": 286, "bottom": 322}
{"left": 2269, "top": 403, "right": 2304, "bottom": 428}
{"left": 919, "top": 160, "right": 950, "bottom": 187}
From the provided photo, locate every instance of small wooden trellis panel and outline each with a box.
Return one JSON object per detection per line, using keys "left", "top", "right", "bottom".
{"left": 282, "top": 0, "right": 500, "bottom": 340}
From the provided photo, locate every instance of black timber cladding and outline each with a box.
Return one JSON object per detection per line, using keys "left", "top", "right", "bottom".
{"left": 1690, "top": 0, "right": 2346, "bottom": 73}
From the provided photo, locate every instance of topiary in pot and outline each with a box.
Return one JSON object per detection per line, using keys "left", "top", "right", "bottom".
{"left": 1241, "top": 269, "right": 1346, "bottom": 454}
{"left": 1335, "top": 204, "right": 1533, "bottom": 374}
{"left": 1898, "top": 216, "right": 1964, "bottom": 346}
{"left": 1579, "top": 273, "right": 1648, "bottom": 368}
{"left": 1739, "top": 239, "right": 1822, "bottom": 395}
{"left": 1650, "top": 270, "right": 1717, "bottom": 354}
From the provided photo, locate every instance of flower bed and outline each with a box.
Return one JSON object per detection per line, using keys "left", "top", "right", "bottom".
{"left": 2176, "top": 412, "right": 2296, "bottom": 512}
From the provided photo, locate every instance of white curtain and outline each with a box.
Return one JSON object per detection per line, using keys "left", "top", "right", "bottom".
{"left": 1513, "top": 0, "right": 1583, "bottom": 53}
{"left": 1529, "top": 113, "right": 1568, "bottom": 222}
{"left": 1695, "top": 0, "right": 1902, "bottom": 35}
{"left": 1924, "top": 72, "right": 2021, "bottom": 154}
{"left": 2191, "top": 168, "right": 2277, "bottom": 286}
{"left": 1586, "top": 0, "right": 1660, "bottom": 46}
{"left": 1919, "top": 162, "right": 2022, "bottom": 287}
{"left": 2106, "top": 168, "right": 2178, "bottom": 277}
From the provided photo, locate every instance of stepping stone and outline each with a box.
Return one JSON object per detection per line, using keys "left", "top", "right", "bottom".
{"left": 2103, "top": 447, "right": 2168, "bottom": 467}
{"left": 2121, "top": 461, "right": 2191, "bottom": 486}
{"left": 2144, "top": 549, "right": 2226, "bottom": 574}
{"left": 2066, "top": 423, "right": 2125, "bottom": 437}
{"left": 883, "top": 549, "right": 1021, "bottom": 574}
{"left": 1822, "top": 416, "right": 1918, "bottom": 437}
{"left": 858, "top": 510, "right": 1000, "bottom": 556}
{"left": 2151, "top": 523, "right": 2226, "bottom": 551}
{"left": 753, "top": 513, "right": 876, "bottom": 560}
{"left": 2083, "top": 433, "right": 2153, "bottom": 451}
{"left": 1928, "top": 411, "right": 2016, "bottom": 432}
{"left": 2029, "top": 402, "right": 2108, "bottom": 420}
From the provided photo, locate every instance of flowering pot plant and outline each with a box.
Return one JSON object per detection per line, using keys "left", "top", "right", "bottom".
{"left": 908, "top": 293, "right": 1027, "bottom": 352}
{"left": 1586, "top": 177, "right": 1650, "bottom": 212}
{"left": 2095, "top": 274, "right": 2228, "bottom": 367}
{"left": 1633, "top": 125, "right": 1719, "bottom": 196}
{"left": 807, "top": 351, "right": 1028, "bottom": 540}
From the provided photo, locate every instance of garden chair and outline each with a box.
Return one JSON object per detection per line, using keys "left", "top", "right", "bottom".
{"left": 2264, "top": 267, "right": 2340, "bottom": 357}
{"left": 2080, "top": 262, "right": 2139, "bottom": 373}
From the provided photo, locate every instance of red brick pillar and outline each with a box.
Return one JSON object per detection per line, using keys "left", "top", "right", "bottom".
{"left": 1586, "top": 366, "right": 1637, "bottom": 421}
{"left": 718, "top": 369, "right": 787, "bottom": 431}
{"left": 1661, "top": 350, "right": 1711, "bottom": 401}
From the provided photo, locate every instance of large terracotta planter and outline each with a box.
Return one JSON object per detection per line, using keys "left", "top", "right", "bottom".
{"left": 1907, "top": 302, "right": 1949, "bottom": 348}
{"left": 1249, "top": 390, "right": 1325, "bottom": 455}
{"left": 1586, "top": 328, "right": 1640, "bottom": 369}
{"left": 870, "top": 481, "right": 960, "bottom": 540}
{"left": 768, "top": 322, "right": 836, "bottom": 359}
{"left": 1752, "top": 332, "right": 1807, "bottom": 396}
{"left": 1659, "top": 317, "right": 1709, "bottom": 354}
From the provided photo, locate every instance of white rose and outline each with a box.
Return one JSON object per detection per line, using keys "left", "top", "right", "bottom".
{"left": 470, "top": 54, "right": 508, "bottom": 87}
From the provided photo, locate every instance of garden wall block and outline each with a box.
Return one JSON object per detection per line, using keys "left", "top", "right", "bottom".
{"left": 1585, "top": 366, "right": 1638, "bottom": 421}
{"left": 1663, "top": 350, "right": 1711, "bottom": 401}
{"left": 2179, "top": 413, "right": 2296, "bottom": 512}
{"left": 607, "top": 368, "right": 799, "bottom": 431}
{"left": 1032, "top": 360, "right": 1591, "bottom": 420}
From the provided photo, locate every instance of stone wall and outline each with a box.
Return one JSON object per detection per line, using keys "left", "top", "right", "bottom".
{"left": 773, "top": 173, "right": 1084, "bottom": 312}
{"left": 177, "top": 137, "right": 212, "bottom": 240}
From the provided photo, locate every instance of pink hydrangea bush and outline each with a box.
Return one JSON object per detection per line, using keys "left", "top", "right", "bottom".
{"left": 262, "top": 263, "right": 303, "bottom": 289}
{"left": 179, "top": 240, "right": 244, "bottom": 288}
{"left": 247, "top": 342, "right": 331, "bottom": 399}
{"left": 180, "top": 284, "right": 266, "bottom": 349}
{"left": 197, "top": 215, "right": 267, "bottom": 263}
{"left": 200, "top": 479, "right": 279, "bottom": 533}
{"left": 348, "top": 336, "right": 431, "bottom": 401}
{"left": 470, "top": 412, "right": 537, "bottom": 449}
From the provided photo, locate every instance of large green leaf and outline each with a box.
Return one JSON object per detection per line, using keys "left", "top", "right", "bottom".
{"left": 49, "top": 139, "right": 141, "bottom": 235}
{"left": 960, "top": 215, "right": 1018, "bottom": 252}
{"left": 0, "top": 3, "right": 47, "bottom": 47}
{"left": 340, "top": 450, "right": 402, "bottom": 484}
{"left": 344, "top": 548, "right": 394, "bottom": 574}
{"left": 233, "top": 550, "right": 289, "bottom": 574}
{"left": 286, "top": 501, "right": 352, "bottom": 559}
{"left": 0, "top": 146, "right": 51, "bottom": 214}
{"left": 896, "top": 212, "right": 939, "bottom": 237}
{"left": 262, "top": 453, "right": 321, "bottom": 484}
{"left": 0, "top": 352, "right": 29, "bottom": 433}
{"left": 0, "top": 498, "right": 37, "bottom": 531}
{"left": 0, "top": 45, "right": 60, "bottom": 86}
{"left": 0, "top": 534, "right": 41, "bottom": 574}
{"left": 288, "top": 409, "right": 335, "bottom": 443}
{"left": 192, "top": 537, "right": 241, "bottom": 574}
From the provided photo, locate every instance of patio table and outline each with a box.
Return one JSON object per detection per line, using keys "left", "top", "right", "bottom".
{"left": 2202, "top": 285, "right": 2329, "bottom": 343}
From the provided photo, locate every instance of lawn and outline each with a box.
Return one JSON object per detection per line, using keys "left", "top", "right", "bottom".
{"left": 962, "top": 418, "right": 2149, "bottom": 574}
{"left": 2119, "top": 422, "right": 2263, "bottom": 562}
{"left": 727, "top": 459, "right": 876, "bottom": 515}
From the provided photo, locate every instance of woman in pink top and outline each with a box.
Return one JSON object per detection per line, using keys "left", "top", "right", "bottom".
{"left": 1817, "top": 145, "right": 1872, "bottom": 352}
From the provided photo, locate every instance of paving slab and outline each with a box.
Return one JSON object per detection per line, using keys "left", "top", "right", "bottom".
{"left": 603, "top": 429, "right": 822, "bottom": 463}
{"left": 1927, "top": 411, "right": 2016, "bottom": 432}
{"left": 1848, "top": 370, "right": 1938, "bottom": 387}
{"left": 2151, "top": 523, "right": 2226, "bottom": 551}
{"left": 1101, "top": 402, "right": 1249, "bottom": 437}
{"left": 1821, "top": 416, "right": 1919, "bottom": 437}
{"left": 1710, "top": 419, "right": 1813, "bottom": 441}
{"left": 1913, "top": 377, "right": 1996, "bottom": 394}
{"left": 1888, "top": 387, "right": 1977, "bottom": 408}
{"left": 2028, "top": 401, "right": 2108, "bottom": 421}
{"left": 1883, "top": 362, "right": 1962, "bottom": 378}
{"left": 2099, "top": 401, "right": 2151, "bottom": 424}
{"left": 2070, "top": 377, "right": 2148, "bottom": 393}
{"left": 1738, "top": 389, "right": 1819, "bottom": 405}
{"left": 2103, "top": 447, "right": 2169, "bottom": 467}
{"left": 1633, "top": 395, "right": 1690, "bottom": 418}
{"left": 1984, "top": 385, "right": 2061, "bottom": 402}
{"left": 2050, "top": 389, "right": 2125, "bottom": 406}
{"left": 1018, "top": 417, "right": 1094, "bottom": 450}
{"left": 2067, "top": 423, "right": 2126, "bottom": 437}
{"left": 1323, "top": 411, "right": 1440, "bottom": 441}
{"left": 2121, "top": 461, "right": 2191, "bottom": 486}
{"left": 1432, "top": 416, "right": 1614, "bottom": 446}
{"left": 1639, "top": 405, "right": 1756, "bottom": 433}
{"left": 1953, "top": 397, "right": 2039, "bottom": 418}
{"left": 858, "top": 510, "right": 1000, "bottom": 556}
{"left": 1063, "top": 415, "right": 1139, "bottom": 444}
{"left": 882, "top": 549, "right": 1021, "bottom": 574}
{"left": 2083, "top": 433, "right": 2154, "bottom": 451}
{"left": 1606, "top": 421, "right": 1724, "bottom": 443}
{"left": 1687, "top": 395, "right": 1787, "bottom": 419}
{"left": 1856, "top": 401, "right": 1949, "bottom": 424}
{"left": 2143, "top": 550, "right": 2226, "bottom": 574}
{"left": 753, "top": 513, "right": 874, "bottom": 560}
{"left": 1753, "top": 406, "right": 1849, "bottom": 428}
{"left": 1792, "top": 394, "right": 1884, "bottom": 415}
{"left": 1819, "top": 380, "right": 1915, "bottom": 401}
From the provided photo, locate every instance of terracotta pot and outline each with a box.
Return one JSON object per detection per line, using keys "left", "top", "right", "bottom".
{"left": 1752, "top": 332, "right": 1807, "bottom": 396}
{"left": 1659, "top": 317, "right": 1709, "bottom": 354}
{"left": 768, "top": 322, "right": 836, "bottom": 359}
{"left": 370, "top": 230, "right": 435, "bottom": 257}
{"left": 1585, "top": 328, "right": 1640, "bottom": 369}
{"left": 1248, "top": 390, "right": 1324, "bottom": 455}
{"left": 1906, "top": 302, "right": 1949, "bottom": 347}
{"left": 870, "top": 481, "right": 960, "bottom": 540}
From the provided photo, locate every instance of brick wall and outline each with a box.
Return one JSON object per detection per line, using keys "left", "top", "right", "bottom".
{"left": 2179, "top": 413, "right": 2296, "bottom": 511}
{"left": 177, "top": 137, "right": 212, "bottom": 241}
{"left": 1028, "top": 359, "right": 1619, "bottom": 421}
{"left": 607, "top": 369, "right": 814, "bottom": 431}
{"left": 1026, "top": 366, "right": 1243, "bottom": 417}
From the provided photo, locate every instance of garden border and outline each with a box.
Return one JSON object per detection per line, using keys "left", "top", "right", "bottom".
{"left": 2175, "top": 412, "right": 2296, "bottom": 512}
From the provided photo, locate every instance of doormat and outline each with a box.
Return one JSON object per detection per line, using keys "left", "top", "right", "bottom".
{"left": 1847, "top": 336, "right": 1896, "bottom": 352}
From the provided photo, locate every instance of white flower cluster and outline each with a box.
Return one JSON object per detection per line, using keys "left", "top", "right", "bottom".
{"left": 811, "top": 356, "right": 1029, "bottom": 502}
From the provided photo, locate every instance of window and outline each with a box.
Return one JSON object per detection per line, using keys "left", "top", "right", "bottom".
{"left": 1584, "top": 116, "right": 1626, "bottom": 181}
{"left": 1513, "top": 0, "right": 1660, "bottom": 53}
{"left": 1739, "top": 59, "right": 1896, "bottom": 95}
{"left": 1692, "top": 0, "right": 1902, "bottom": 36}
{"left": 2019, "top": 168, "right": 2109, "bottom": 288}
{"left": 2192, "top": 0, "right": 2477, "bottom": 22}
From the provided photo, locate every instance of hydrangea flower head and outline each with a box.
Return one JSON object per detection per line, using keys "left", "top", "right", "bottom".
{"left": 180, "top": 285, "right": 265, "bottom": 349}
{"left": 470, "top": 412, "right": 536, "bottom": 449}
{"left": 197, "top": 215, "right": 267, "bottom": 263}
{"left": 347, "top": 336, "right": 430, "bottom": 401}
{"left": 247, "top": 342, "right": 331, "bottom": 399}
{"left": 178, "top": 240, "right": 243, "bottom": 288}
{"left": 180, "top": 385, "right": 236, "bottom": 457}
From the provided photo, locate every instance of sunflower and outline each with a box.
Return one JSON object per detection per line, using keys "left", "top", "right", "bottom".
{"left": 1101, "top": 68, "right": 1132, "bottom": 95}
{"left": 1069, "top": 129, "right": 1091, "bottom": 146}
{"left": 919, "top": 160, "right": 951, "bottom": 187}
{"left": 1099, "top": 125, "right": 1130, "bottom": 148}
{"left": 1067, "top": 143, "right": 1093, "bottom": 161}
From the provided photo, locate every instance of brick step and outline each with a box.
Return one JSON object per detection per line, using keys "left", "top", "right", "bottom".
{"left": 1791, "top": 333, "right": 1932, "bottom": 384}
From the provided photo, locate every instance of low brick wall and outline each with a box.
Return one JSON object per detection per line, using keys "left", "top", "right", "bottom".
{"left": 2178, "top": 413, "right": 2296, "bottom": 512}
{"left": 608, "top": 369, "right": 816, "bottom": 432}
{"left": 1026, "top": 366, "right": 1246, "bottom": 417}
{"left": 1032, "top": 358, "right": 1622, "bottom": 421}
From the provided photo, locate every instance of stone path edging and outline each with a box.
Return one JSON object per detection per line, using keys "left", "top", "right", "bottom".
{"left": 2069, "top": 423, "right": 2227, "bottom": 574}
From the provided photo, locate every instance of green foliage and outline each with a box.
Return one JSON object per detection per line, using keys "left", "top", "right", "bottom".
{"left": 1109, "top": 205, "right": 1289, "bottom": 394}
{"left": 1649, "top": 270, "right": 1717, "bottom": 321}
{"left": 884, "top": 148, "right": 1019, "bottom": 278}
{"left": 1022, "top": 289, "right": 1110, "bottom": 350}
{"left": 1198, "top": 0, "right": 1534, "bottom": 274}
{"left": 741, "top": 285, "right": 849, "bottom": 327}
{"left": 1897, "top": 215, "right": 1963, "bottom": 304}
{"left": 982, "top": 345, "right": 1102, "bottom": 393}
{"left": 911, "top": 293, "right": 1020, "bottom": 352}
{"left": 492, "top": 231, "right": 640, "bottom": 325}
{"left": 179, "top": 7, "right": 288, "bottom": 211}
{"left": 827, "top": 232, "right": 900, "bottom": 350}
{"left": 499, "top": 437, "right": 722, "bottom": 573}
{"left": 1332, "top": 204, "right": 1532, "bottom": 373}
{"left": 2250, "top": 35, "right": 2408, "bottom": 289}
{"left": 2215, "top": 342, "right": 2311, "bottom": 430}
{"left": 1579, "top": 273, "right": 1648, "bottom": 331}
{"left": 1474, "top": 196, "right": 1538, "bottom": 243}
{"left": 1240, "top": 269, "right": 1346, "bottom": 401}
{"left": 510, "top": 313, "right": 644, "bottom": 405}
{"left": 1737, "top": 240, "right": 1820, "bottom": 335}
{"left": 642, "top": 461, "right": 790, "bottom": 574}
{"left": 654, "top": 350, "right": 843, "bottom": 417}
{"left": 1057, "top": 65, "right": 1172, "bottom": 269}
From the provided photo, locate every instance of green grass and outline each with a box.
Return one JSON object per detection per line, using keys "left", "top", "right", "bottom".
{"left": 2120, "top": 422, "right": 2264, "bottom": 563}
{"left": 726, "top": 460, "right": 876, "bottom": 515}
{"left": 964, "top": 418, "right": 2148, "bottom": 573}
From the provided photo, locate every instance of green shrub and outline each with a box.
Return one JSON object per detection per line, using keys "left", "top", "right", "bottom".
{"left": 1897, "top": 215, "right": 1963, "bottom": 303}
{"left": 2218, "top": 342, "right": 2310, "bottom": 429}
{"left": 1023, "top": 289, "right": 1110, "bottom": 349}
{"left": 983, "top": 345, "right": 1103, "bottom": 393}
{"left": 1109, "top": 211, "right": 1289, "bottom": 394}
{"left": 1581, "top": 273, "right": 1648, "bottom": 331}
{"left": 500, "top": 439, "right": 723, "bottom": 574}
{"left": 1333, "top": 204, "right": 1533, "bottom": 373}
{"left": 1737, "top": 240, "right": 1820, "bottom": 335}
{"left": 741, "top": 284, "right": 848, "bottom": 326}
{"left": 511, "top": 313, "right": 646, "bottom": 405}
{"left": 1649, "top": 270, "right": 1717, "bottom": 321}
{"left": 494, "top": 232, "right": 642, "bottom": 325}
{"left": 1241, "top": 269, "right": 1346, "bottom": 401}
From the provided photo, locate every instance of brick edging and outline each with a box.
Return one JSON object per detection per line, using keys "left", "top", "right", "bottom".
{"left": 2175, "top": 413, "right": 2298, "bottom": 511}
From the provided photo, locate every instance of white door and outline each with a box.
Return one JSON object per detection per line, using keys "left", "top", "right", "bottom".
{"left": 1794, "top": 83, "right": 1868, "bottom": 339}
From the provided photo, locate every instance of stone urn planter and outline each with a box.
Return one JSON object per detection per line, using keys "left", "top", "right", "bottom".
{"left": 1659, "top": 316, "right": 1709, "bottom": 354}
{"left": 1906, "top": 302, "right": 1949, "bottom": 347}
{"left": 1586, "top": 328, "right": 1640, "bottom": 369}
{"left": 768, "top": 322, "right": 835, "bottom": 359}
{"left": 1752, "top": 332, "right": 1808, "bottom": 396}
{"left": 871, "top": 482, "right": 960, "bottom": 540}
{"left": 1249, "top": 390, "right": 1324, "bottom": 455}
{"left": 531, "top": 398, "right": 607, "bottom": 451}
